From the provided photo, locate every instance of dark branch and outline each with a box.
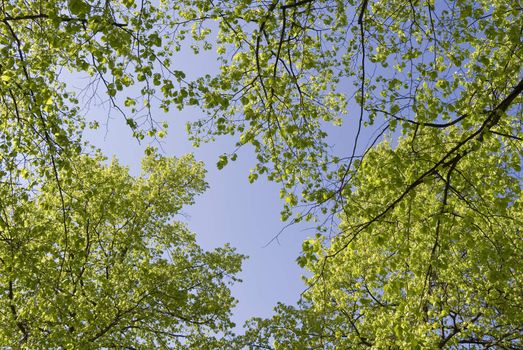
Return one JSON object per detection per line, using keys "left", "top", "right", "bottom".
{"left": 357, "top": 0, "right": 369, "bottom": 25}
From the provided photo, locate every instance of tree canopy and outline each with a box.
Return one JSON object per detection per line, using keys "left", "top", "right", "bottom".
{"left": 2, "top": 0, "right": 521, "bottom": 218}
{"left": 238, "top": 129, "right": 523, "bottom": 348}
{"left": 187, "top": 0, "right": 523, "bottom": 223}
{"left": 0, "top": 0, "right": 522, "bottom": 348}
{"left": 0, "top": 151, "right": 244, "bottom": 348}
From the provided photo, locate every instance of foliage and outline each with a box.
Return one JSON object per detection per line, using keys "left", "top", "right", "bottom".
{"left": 197, "top": 1, "right": 523, "bottom": 345}
{"left": 187, "top": 0, "right": 523, "bottom": 223}
{"left": 205, "top": 1, "right": 523, "bottom": 344}
{"left": 1, "top": 0, "right": 521, "bottom": 216}
{"left": 237, "top": 129, "right": 523, "bottom": 348}
{"left": 1, "top": 0, "right": 523, "bottom": 348}
{"left": 0, "top": 151, "right": 244, "bottom": 348}
{"left": 0, "top": 0, "right": 208, "bottom": 186}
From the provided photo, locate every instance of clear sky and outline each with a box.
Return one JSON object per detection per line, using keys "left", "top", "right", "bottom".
{"left": 84, "top": 112, "right": 312, "bottom": 329}
{"left": 79, "top": 44, "right": 374, "bottom": 331}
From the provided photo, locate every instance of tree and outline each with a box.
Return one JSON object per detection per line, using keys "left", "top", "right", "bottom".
{"left": 1, "top": 0, "right": 522, "bottom": 347}
{"left": 0, "top": 0, "right": 199, "bottom": 186}
{"left": 189, "top": 0, "right": 523, "bottom": 223}
{"left": 2, "top": 0, "right": 521, "bottom": 216}
{"left": 204, "top": 2, "right": 522, "bottom": 345}
{"left": 0, "top": 150, "right": 244, "bottom": 348}
{"left": 237, "top": 126, "right": 523, "bottom": 348}
{"left": 200, "top": 1, "right": 522, "bottom": 346}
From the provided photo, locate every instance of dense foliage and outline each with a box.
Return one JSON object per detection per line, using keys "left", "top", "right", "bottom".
{"left": 1, "top": 0, "right": 521, "bottom": 210}
{"left": 0, "top": 0, "right": 522, "bottom": 348}
{"left": 0, "top": 152, "right": 244, "bottom": 348}
{"left": 238, "top": 130, "right": 523, "bottom": 348}
{"left": 186, "top": 0, "right": 523, "bottom": 223}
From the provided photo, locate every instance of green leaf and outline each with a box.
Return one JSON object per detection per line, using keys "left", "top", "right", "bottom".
{"left": 68, "top": 0, "right": 90, "bottom": 16}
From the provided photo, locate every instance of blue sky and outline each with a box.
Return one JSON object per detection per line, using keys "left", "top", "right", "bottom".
{"left": 84, "top": 112, "right": 311, "bottom": 328}
{"left": 79, "top": 42, "right": 379, "bottom": 330}
{"left": 77, "top": 44, "right": 312, "bottom": 328}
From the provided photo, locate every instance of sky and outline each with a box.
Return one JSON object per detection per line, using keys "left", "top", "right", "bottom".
{"left": 84, "top": 111, "right": 312, "bottom": 328}
{"left": 79, "top": 40, "right": 375, "bottom": 330}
